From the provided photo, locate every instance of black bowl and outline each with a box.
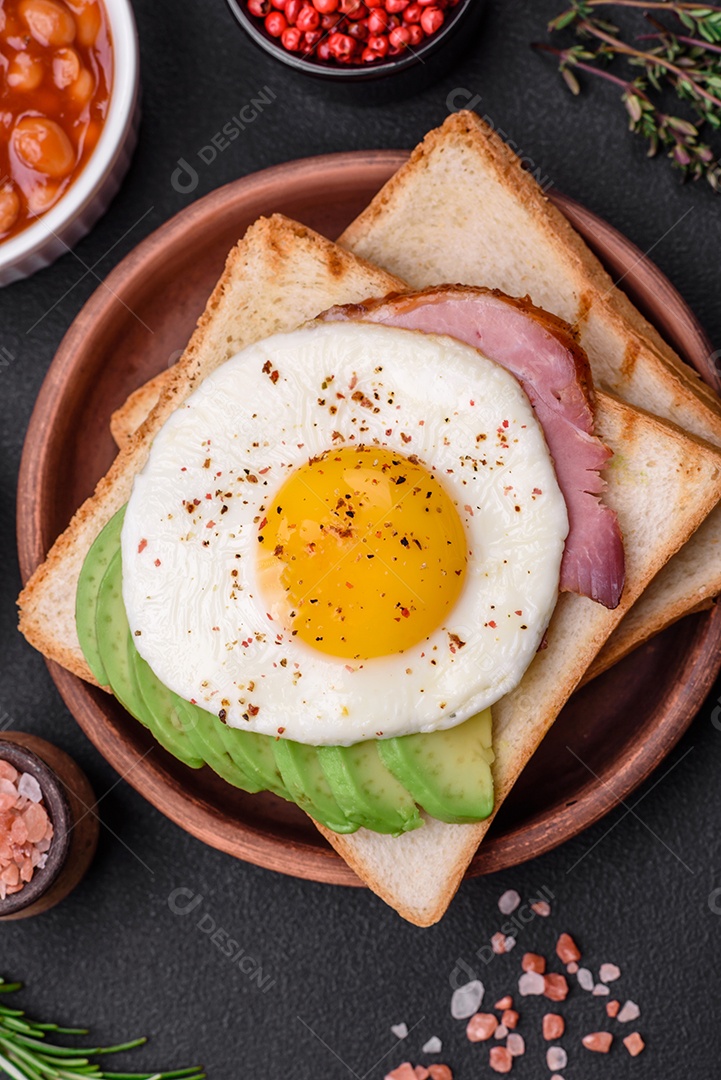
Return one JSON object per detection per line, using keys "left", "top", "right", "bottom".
{"left": 225, "top": 0, "right": 483, "bottom": 99}
{"left": 0, "top": 739, "right": 71, "bottom": 919}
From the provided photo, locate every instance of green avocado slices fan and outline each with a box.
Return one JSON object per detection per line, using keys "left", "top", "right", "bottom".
{"left": 76, "top": 508, "right": 495, "bottom": 835}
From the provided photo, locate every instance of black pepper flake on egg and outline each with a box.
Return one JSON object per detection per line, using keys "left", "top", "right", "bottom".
{"left": 218, "top": 708, "right": 227, "bottom": 723}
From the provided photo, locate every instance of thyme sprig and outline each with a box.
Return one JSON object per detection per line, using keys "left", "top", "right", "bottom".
{"left": 537, "top": 1, "right": 721, "bottom": 189}
{"left": 0, "top": 978, "right": 204, "bottom": 1080}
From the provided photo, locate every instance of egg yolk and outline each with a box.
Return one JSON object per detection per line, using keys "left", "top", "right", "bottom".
{"left": 257, "top": 446, "right": 467, "bottom": 660}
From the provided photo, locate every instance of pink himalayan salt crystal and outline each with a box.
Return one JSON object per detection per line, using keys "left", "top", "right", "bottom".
{"left": 582, "top": 1032, "right": 613, "bottom": 1053}
{"left": 489, "top": 1046, "right": 512, "bottom": 1074}
{"left": 494, "top": 1024, "right": 508, "bottom": 1040}
{"left": 518, "top": 971, "right": 545, "bottom": 996}
{"left": 617, "top": 1001, "right": 641, "bottom": 1023}
{"left": 491, "top": 932, "right": 507, "bottom": 955}
{"left": 623, "top": 1032, "right": 645, "bottom": 1057}
{"left": 18, "top": 773, "right": 42, "bottom": 803}
{"left": 546, "top": 1047, "right": 567, "bottom": 1071}
{"left": 415, "top": 1069, "right": 430, "bottom": 1080}
{"left": 498, "top": 889, "right": 521, "bottom": 915}
{"left": 24, "top": 803, "right": 49, "bottom": 844}
{"left": 556, "top": 933, "right": 581, "bottom": 964}
{"left": 495, "top": 996, "right": 513, "bottom": 1011}
{"left": 599, "top": 962, "right": 620, "bottom": 983}
{"left": 507, "top": 1033, "right": 525, "bottom": 1057}
{"left": 385, "top": 1065, "right": 416, "bottom": 1080}
{"left": 531, "top": 900, "right": 551, "bottom": 916}
{"left": 466, "top": 1014, "right": 497, "bottom": 1042}
{"left": 566, "top": 962, "right": 578, "bottom": 975}
{"left": 0, "top": 762, "right": 18, "bottom": 783}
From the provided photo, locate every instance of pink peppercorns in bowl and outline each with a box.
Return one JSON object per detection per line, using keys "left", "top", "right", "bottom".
{"left": 225, "top": 0, "right": 480, "bottom": 89}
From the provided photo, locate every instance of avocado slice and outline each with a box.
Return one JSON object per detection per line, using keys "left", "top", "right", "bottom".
{"left": 216, "top": 723, "right": 292, "bottom": 803}
{"left": 377, "top": 709, "right": 495, "bottom": 824}
{"left": 94, "top": 550, "right": 148, "bottom": 723}
{"left": 129, "top": 646, "right": 205, "bottom": 770}
{"left": 166, "top": 695, "right": 265, "bottom": 792}
{"left": 317, "top": 742, "right": 423, "bottom": 835}
{"left": 76, "top": 506, "right": 126, "bottom": 685}
{"left": 272, "top": 740, "right": 358, "bottom": 834}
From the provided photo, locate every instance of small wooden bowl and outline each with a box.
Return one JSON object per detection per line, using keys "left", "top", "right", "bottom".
{"left": 0, "top": 734, "right": 98, "bottom": 920}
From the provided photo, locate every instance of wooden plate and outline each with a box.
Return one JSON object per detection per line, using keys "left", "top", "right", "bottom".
{"left": 17, "top": 151, "right": 721, "bottom": 885}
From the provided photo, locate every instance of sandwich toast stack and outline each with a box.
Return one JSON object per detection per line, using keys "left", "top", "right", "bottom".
{"left": 18, "top": 112, "right": 721, "bottom": 925}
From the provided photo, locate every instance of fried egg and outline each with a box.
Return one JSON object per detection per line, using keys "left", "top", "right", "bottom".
{"left": 121, "top": 321, "right": 568, "bottom": 745}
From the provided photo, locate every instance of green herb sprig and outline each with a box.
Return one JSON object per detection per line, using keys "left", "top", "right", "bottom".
{"left": 0, "top": 978, "right": 205, "bottom": 1080}
{"left": 535, "top": 1, "right": 721, "bottom": 190}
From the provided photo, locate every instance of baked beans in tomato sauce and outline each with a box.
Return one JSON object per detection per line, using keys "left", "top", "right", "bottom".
{"left": 0, "top": 0, "right": 112, "bottom": 241}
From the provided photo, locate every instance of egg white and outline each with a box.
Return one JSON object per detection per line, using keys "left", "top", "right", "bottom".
{"left": 121, "top": 321, "right": 568, "bottom": 745}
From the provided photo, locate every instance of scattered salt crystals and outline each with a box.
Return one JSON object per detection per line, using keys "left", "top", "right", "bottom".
{"left": 466, "top": 1014, "right": 497, "bottom": 1042}
{"left": 582, "top": 1032, "right": 613, "bottom": 1053}
{"left": 502, "top": 1010, "right": 518, "bottom": 1030}
{"left": 489, "top": 1046, "right": 513, "bottom": 1074}
{"left": 422, "top": 1037, "right": 442, "bottom": 1054}
{"left": 606, "top": 1000, "right": 620, "bottom": 1019}
{"left": 592, "top": 984, "right": 610, "bottom": 996}
{"left": 518, "top": 971, "right": 545, "bottom": 996}
{"left": 503, "top": 936, "right": 516, "bottom": 953}
{"left": 623, "top": 1032, "right": 645, "bottom": 1057}
{"left": 498, "top": 889, "right": 521, "bottom": 915}
{"left": 451, "top": 980, "right": 484, "bottom": 1019}
{"left": 392, "top": 1023, "right": 409, "bottom": 1039}
{"left": 494, "top": 1024, "right": 508, "bottom": 1039}
{"left": 18, "top": 773, "right": 42, "bottom": 803}
{"left": 531, "top": 900, "right": 551, "bottom": 917}
{"left": 555, "top": 933, "right": 581, "bottom": 964}
{"left": 599, "top": 962, "right": 620, "bottom": 983}
{"left": 491, "top": 932, "right": 507, "bottom": 955}
{"left": 507, "top": 1033, "right": 525, "bottom": 1057}
{"left": 576, "top": 967, "right": 594, "bottom": 991}
{"left": 415, "top": 1068, "right": 429, "bottom": 1080}
{"left": 566, "top": 962, "right": 578, "bottom": 975}
{"left": 495, "top": 996, "right": 513, "bottom": 1011}
{"left": 617, "top": 1000, "right": 640, "bottom": 1023}
{"left": 546, "top": 1046, "right": 568, "bottom": 1071}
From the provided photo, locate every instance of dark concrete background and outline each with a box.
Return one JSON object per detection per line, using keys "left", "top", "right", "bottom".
{"left": 1, "top": 1, "right": 720, "bottom": 1076}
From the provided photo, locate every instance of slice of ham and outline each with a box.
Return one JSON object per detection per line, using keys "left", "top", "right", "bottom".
{"left": 320, "top": 285, "right": 625, "bottom": 609}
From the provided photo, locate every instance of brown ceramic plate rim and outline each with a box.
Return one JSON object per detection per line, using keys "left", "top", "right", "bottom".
{"left": 17, "top": 150, "right": 721, "bottom": 886}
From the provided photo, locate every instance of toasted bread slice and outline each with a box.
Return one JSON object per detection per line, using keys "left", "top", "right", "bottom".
{"left": 18, "top": 215, "right": 721, "bottom": 927}
{"left": 18, "top": 215, "right": 404, "bottom": 683}
{"left": 586, "top": 507, "right": 720, "bottom": 681}
{"left": 109, "top": 371, "right": 166, "bottom": 447}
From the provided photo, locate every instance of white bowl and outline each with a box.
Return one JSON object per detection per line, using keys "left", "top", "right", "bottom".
{"left": 0, "top": 0, "right": 140, "bottom": 287}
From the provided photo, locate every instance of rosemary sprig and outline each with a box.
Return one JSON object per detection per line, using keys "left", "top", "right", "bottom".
{"left": 538, "top": 1, "right": 721, "bottom": 189}
{"left": 0, "top": 978, "right": 204, "bottom": 1080}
